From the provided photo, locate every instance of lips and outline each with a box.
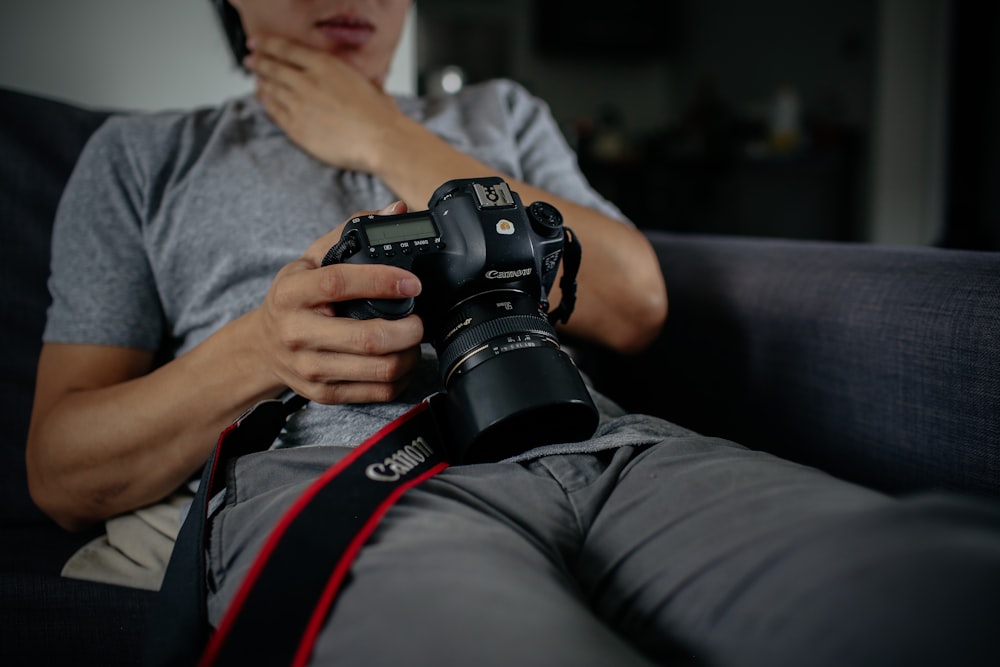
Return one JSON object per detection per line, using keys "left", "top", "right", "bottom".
{"left": 315, "top": 15, "right": 374, "bottom": 48}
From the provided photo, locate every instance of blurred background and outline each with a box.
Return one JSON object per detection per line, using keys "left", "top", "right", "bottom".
{"left": 417, "top": 0, "right": 998, "bottom": 250}
{"left": 1, "top": 0, "right": 996, "bottom": 250}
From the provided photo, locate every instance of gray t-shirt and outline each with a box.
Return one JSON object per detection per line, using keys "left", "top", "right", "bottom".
{"left": 46, "top": 78, "right": 667, "bottom": 457}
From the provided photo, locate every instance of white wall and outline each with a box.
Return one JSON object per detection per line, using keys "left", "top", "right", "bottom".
{"left": 0, "top": 0, "right": 415, "bottom": 112}
{"left": 869, "top": 0, "right": 951, "bottom": 245}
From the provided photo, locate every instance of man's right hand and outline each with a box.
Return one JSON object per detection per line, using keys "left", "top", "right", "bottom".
{"left": 251, "top": 201, "right": 425, "bottom": 405}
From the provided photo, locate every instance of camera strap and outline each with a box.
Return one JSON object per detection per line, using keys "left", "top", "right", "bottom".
{"left": 142, "top": 394, "right": 448, "bottom": 667}
{"left": 190, "top": 394, "right": 450, "bottom": 667}
{"left": 548, "top": 227, "right": 582, "bottom": 325}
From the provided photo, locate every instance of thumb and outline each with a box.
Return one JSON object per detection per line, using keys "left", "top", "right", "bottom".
{"left": 379, "top": 200, "right": 408, "bottom": 215}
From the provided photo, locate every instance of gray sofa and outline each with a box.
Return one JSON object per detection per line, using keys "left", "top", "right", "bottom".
{"left": 1, "top": 85, "right": 997, "bottom": 665}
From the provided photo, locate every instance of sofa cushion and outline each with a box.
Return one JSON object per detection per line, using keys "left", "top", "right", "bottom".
{"left": 0, "top": 87, "right": 110, "bottom": 527}
{"left": 0, "top": 572, "right": 154, "bottom": 665}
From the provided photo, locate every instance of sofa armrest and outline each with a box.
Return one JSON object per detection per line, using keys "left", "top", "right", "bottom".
{"left": 588, "top": 231, "right": 999, "bottom": 499}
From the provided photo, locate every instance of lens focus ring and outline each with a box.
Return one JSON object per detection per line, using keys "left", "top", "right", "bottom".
{"left": 439, "top": 314, "right": 559, "bottom": 377}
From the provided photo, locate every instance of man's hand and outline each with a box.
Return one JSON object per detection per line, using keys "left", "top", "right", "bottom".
{"left": 244, "top": 36, "right": 404, "bottom": 173}
{"left": 251, "top": 202, "right": 425, "bottom": 405}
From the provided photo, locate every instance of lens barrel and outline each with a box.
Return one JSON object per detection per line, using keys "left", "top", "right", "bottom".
{"left": 442, "top": 343, "right": 598, "bottom": 463}
{"left": 434, "top": 292, "right": 599, "bottom": 463}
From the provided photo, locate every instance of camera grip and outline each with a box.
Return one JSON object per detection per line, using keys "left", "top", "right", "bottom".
{"left": 337, "top": 296, "right": 415, "bottom": 321}
{"left": 321, "top": 231, "right": 415, "bottom": 320}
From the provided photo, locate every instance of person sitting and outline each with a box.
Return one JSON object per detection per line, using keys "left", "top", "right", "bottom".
{"left": 27, "top": 2, "right": 1000, "bottom": 665}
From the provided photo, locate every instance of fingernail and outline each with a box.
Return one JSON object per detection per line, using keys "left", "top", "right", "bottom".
{"left": 246, "top": 37, "right": 257, "bottom": 51}
{"left": 398, "top": 277, "right": 421, "bottom": 296}
{"left": 380, "top": 200, "right": 403, "bottom": 215}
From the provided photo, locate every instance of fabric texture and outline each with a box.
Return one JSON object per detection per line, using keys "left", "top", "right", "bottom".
{"left": 601, "top": 233, "right": 1000, "bottom": 498}
{"left": 0, "top": 572, "right": 154, "bottom": 665}
{"left": 61, "top": 489, "right": 193, "bottom": 591}
{"left": 204, "top": 430, "right": 1000, "bottom": 667}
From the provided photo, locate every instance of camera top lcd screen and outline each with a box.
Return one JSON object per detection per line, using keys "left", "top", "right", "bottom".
{"left": 364, "top": 216, "right": 438, "bottom": 246}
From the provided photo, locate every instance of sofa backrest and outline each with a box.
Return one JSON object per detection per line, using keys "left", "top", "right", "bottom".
{"left": 594, "top": 232, "right": 1000, "bottom": 499}
{"left": 0, "top": 87, "right": 111, "bottom": 524}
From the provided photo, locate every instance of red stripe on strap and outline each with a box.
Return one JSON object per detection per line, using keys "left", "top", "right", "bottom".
{"left": 291, "top": 460, "right": 449, "bottom": 667}
{"left": 199, "top": 402, "right": 434, "bottom": 667}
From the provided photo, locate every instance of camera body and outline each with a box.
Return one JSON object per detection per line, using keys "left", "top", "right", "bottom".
{"left": 329, "top": 177, "right": 566, "bottom": 329}
{"left": 323, "top": 177, "right": 598, "bottom": 463}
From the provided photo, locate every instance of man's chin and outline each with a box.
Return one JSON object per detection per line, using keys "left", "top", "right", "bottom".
{"left": 333, "top": 51, "right": 386, "bottom": 89}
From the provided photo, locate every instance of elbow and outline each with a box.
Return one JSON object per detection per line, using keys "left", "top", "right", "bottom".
{"left": 47, "top": 511, "right": 98, "bottom": 534}
{"left": 591, "top": 262, "right": 668, "bottom": 355}
{"left": 609, "top": 283, "right": 668, "bottom": 355}
{"left": 26, "top": 445, "right": 102, "bottom": 533}
{"left": 27, "top": 478, "right": 90, "bottom": 533}
{"left": 30, "top": 492, "right": 103, "bottom": 534}
{"left": 571, "top": 256, "right": 669, "bottom": 355}
{"left": 598, "top": 228, "right": 669, "bottom": 355}
{"left": 27, "top": 471, "right": 95, "bottom": 533}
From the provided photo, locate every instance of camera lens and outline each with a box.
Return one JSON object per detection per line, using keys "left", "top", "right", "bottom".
{"left": 438, "top": 306, "right": 557, "bottom": 386}
{"left": 433, "top": 291, "right": 599, "bottom": 463}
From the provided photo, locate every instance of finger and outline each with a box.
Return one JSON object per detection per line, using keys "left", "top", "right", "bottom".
{"left": 329, "top": 316, "right": 425, "bottom": 357}
{"left": 247, "top": 60, "right": 311, "bottom": 125}
{"left": 245, "top": 52, "right": 308, "bottom": 95}
{"left": 272, "top": 201, "right": 417, "bottom": 311}
{"left": 318, "top": 263, "right": 422, "bottom": 306}
{"left": 309, "top": 379, "right": 408, "bottom": 406}
{"left": 291, "top": 340, "right": 423, "bottom": 384}
{"left": 287, "top": 347, "right": 424, "bottom": 405}
{"left": 248, "top": 35, "right": 326, "bottom": 72}
{"left": 306, "top": 375, "right": 418, "bottom": 406}
{"left": 254, "top": 76, "right": 294, "bottom": 121}
{"left": 272, "top": 260, "right": 420, "bottom": 315}
{"left": 248, "top": 36, "right": 375, "bottom": 95}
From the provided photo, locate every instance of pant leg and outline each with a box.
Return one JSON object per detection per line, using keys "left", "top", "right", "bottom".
{"left": 207, "top": 445, "right": 660, "bottom": 667}
{"left": 574, "top": 435, "right": 1000, "bottom": 667}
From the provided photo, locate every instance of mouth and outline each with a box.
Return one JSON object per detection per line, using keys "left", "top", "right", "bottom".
{"left": 315, "top": 15, "right": 375, "bottom": 48}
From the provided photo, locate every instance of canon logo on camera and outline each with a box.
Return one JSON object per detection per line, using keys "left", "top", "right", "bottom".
{"left": 485, "top": 268, "right": 533, "bottom": 280}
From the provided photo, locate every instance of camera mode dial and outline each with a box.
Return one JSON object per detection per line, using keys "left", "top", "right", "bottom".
{"left": 527, "top": 201, "right": 563, "bottom": 239}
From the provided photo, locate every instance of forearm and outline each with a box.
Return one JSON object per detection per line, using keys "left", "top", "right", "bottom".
{"left": 27, "top": 312, "right": 281, "bottom": 531}
{"left": 373, "top": 116, "right": 668, "bottom": 352}
{"left": 241, "top": 38, "right": 666, "bottom": 349}
{"left": 29, "top": 250, "right": 426, "bottom": 531}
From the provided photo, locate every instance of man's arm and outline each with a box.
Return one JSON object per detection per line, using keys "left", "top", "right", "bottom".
{"left": 27, "top": 315, "right": 280, "bottom": 532}
{"left": 373, "top": 138, "right": 668, "bottom": 353}
{"left": 28, "top": 215, "right": 425, "bottom": 531}
{"left": 245, "top": 38, "right": 668, "bottom": 353}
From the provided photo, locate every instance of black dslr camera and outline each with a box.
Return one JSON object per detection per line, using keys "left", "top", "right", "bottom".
{"left": 322, "top": 177, "right": 599, "bottom": 463}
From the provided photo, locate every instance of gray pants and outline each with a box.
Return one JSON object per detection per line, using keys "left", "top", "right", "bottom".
{"left": 206, "top": 432, "right": 1000, "bottom": 666}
